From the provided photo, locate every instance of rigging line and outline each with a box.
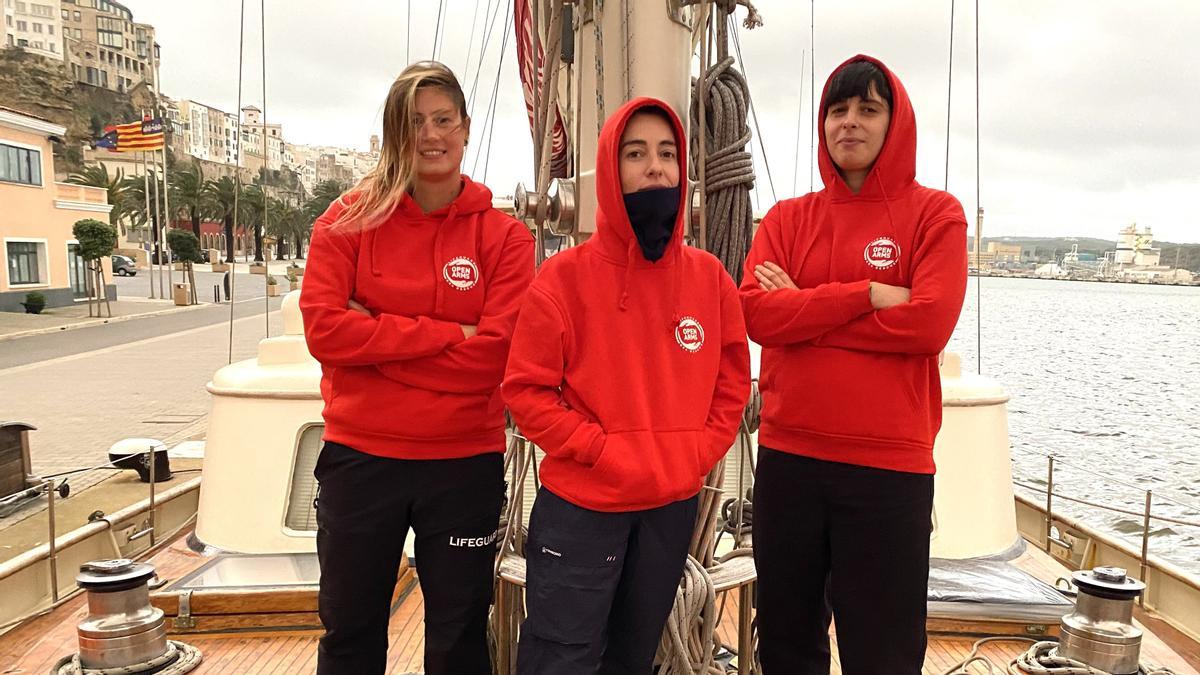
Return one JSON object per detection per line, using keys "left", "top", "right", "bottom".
{"left": 975, "top": 0, "right": 982, "bottom": 375}
{"left": 730, "top": 13, "right": 777, "bottom": 203}
{"left": 462, "top": 0, "right": 483, "bottom": 80}
{"left": 432, "top": 0, "right": 446, "bottom": 61}
{"left": 809, "top": 0, "right": 815, "bottom": 192}
{"left": 467, "top": 0, "right": 503, "bottom": 118}
{"left": 406, "top": 0, "right": 411, "bottom": 64}
{"left": 944, "top": 0, "right": 955, "bottom": 191}
{"left": 481, "top": 4, "right": 514, "bottom": 183}
{"left": 469, "top": 2, "right": 505, "bottom": 175}
{"left": 228, "top": 0, "right": 247, "bottom": 364}
{"left": 261, "top": 0, "right": 270, "bottom": 339}
{"left": 792, "top": 49, "right": 805, "bottom": 197}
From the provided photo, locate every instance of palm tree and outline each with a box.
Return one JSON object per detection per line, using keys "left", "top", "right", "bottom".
{"left": 121, "top": 170, "right": 164, "bottom": 256}
{"left": 240, "top": 183, "right": 269, "bottom": 262}
{"left": 170, "top": 162, "right": 214, "bottom": 240}
{"left": 68, "top": 163, "right": 132, "bottom": 235}
{"left": 268, "top": 200, "right": 308, "bottom": 260}
{"left": 306, "top": 180, "right": 346, "bottom": 222}
{"left": 205, "top": 176, "right": 241, "bottom": 263}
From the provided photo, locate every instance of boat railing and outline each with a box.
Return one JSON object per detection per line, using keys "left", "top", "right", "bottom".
{"left": 0, "top": 452, "right": 201, "bottom": 633}
{"left": 1009, "top": 446, "right": 1200, "bottom": 605}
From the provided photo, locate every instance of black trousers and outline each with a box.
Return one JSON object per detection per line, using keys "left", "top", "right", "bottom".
{"left": 517, "top": 488, "right": 699, "bottom": 675}
{"left": 314, "top": 441, "right": 504, "bottom": 675}
{"left": 753, "top": 447, "right": 934, "bottom": 675}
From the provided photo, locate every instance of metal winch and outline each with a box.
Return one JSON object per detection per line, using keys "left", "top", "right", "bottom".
{"left": 1058, "top": 566, "right": 1146, "bottom": 674}
{"left": 74, "top": 559, "right": 168, "bottom": 669}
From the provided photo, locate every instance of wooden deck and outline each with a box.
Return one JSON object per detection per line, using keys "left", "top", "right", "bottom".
{"left": 2, "top": 536, "right": 1198, "bottom": 674}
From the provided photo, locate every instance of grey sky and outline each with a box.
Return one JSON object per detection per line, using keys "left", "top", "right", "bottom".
{"left": 134, "top": 1, "right": 1199, "bottom": 243}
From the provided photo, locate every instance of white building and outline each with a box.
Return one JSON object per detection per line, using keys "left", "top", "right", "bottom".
{"left": 178, "top": 99, "right": 211, "bottom": 161}
{"left": 4, "top": 0, "right": 64, "bottom": 60}
{"left": 240, "top": 105, "right": 283, "bottom": 171}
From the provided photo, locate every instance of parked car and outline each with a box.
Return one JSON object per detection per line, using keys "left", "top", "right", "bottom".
{"left": 111, "top": 254, "right": 137, "bottom": 277}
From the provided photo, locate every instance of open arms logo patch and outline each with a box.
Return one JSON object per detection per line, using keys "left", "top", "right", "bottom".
{"left": 443, "top": 256, "right": 479, "bottom": 291}
{"left": 863, "top": 237, "right": 901, "bottom": 270}
{"left": 674, "top": 316, "right": 705, "bottom": 353}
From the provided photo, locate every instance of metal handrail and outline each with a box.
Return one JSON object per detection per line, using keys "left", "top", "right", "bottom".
{"left": 1011, "top": 445, "right": 1200, "bottom": 513}
{"left": 1012, "top": 449, "right": 1200, "bottom": 607}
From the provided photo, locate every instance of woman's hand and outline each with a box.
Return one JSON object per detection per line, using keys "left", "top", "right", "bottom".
{"left": 868, "top": 282, "right": 911, "bottom": 309}
{"left": 347, "top": 299, "right": 372, "bottom": 316}
{"left": 754, "top": 261, "right": 798, "bottom": 291}
{"left": 460, "top": 325, "right": 478, "bottom": 338}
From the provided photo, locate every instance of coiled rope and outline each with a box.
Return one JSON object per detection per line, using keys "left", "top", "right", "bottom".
{"left": 51, "top": 640, "right": 202, "bottom": 675}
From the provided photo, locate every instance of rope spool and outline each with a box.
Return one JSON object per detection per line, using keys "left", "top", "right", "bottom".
{"left": 691, "top": 54, "right": 756, "bottom": 284}
{"left": 50, "top": 640, "right": 202, "bottom": 675}
{"left": 656, "top": 556, "right": 723, "bottom": 675}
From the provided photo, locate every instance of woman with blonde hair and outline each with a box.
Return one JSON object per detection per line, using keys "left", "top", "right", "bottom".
{"left": 300, "top": 61, "right": 534, "bottom": 675}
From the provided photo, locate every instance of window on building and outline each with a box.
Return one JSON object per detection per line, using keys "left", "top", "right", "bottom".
{"left": 31, "top": 3, "right": 51, "bottom": 16}
{"left": 49, "top": 42, "right": 55, "bottom": 52}
{"left": 4, "top": 16, "right": 11, "bottom": 27}
{"left": 86, "top": 65, "right": 98, "bottom": 84}
{"left": 98, "top": 30, "right": 121, "bottom": 47}
{"left": 47, "top": 24, "right": 52, "bottom": 34}
{"left": 73, "top": 10, "right": 80, "bottom": 20}
{"left": 16, "top": 20, "right": 26, "bottom": 30}
{"left": 74, "top": 28, "right": 82, "bottom": 38}
{"left": 6, "top": 241, "right": 46, "bottom": 286}
{"left": 17, "top": 38, "right": 28, "bottom": 47}
{"left": 0, "top": 144, "right": 43, "bottom": 186}
{"left": 32, "top": 23, "right": 42, "bottom": 33}
{"left": 61, "top": 8, "right": 67, "bottom": 18}
{"left": 15, "top": 1, "right": 25, "bottom": 11}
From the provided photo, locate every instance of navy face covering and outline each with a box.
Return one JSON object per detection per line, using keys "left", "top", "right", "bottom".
{"left": 623, "top": 186, "right": 680, "bottom": 262}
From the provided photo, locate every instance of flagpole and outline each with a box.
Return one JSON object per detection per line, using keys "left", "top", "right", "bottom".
{"left": 151, "top": 136, "right": 164, "bottom": 300}
{"left": 141, "top": 130, "right": 155, "bottom": 299}
{"left": 159, "top": 148, "right": 172, "bottom": 293}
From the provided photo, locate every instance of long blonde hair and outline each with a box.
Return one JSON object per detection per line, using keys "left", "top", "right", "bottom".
{"left": 331, "top": 61, "right": 468, "bottom": 231}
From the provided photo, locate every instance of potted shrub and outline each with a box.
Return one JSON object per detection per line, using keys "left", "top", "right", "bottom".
{"left": 20, "top": 291, "right": 46, "bottom": 314}
{"left": 266, "top": 274, "right": 280, "bottom": 297}
{"left": 289, "top": 261, "right": 304, "bottom": 277}
{"left": 250, "top": 260, "right": 268, "bottom": 275}
{"left": 286, "top": 268, "right": 299, "bottom": 291}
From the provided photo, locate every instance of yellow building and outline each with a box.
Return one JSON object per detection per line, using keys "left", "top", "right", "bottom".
{"left": 60, "top": 0, "right": 159, "bottom": 94}
{"left": 1, "top": 106, "right": 113, "bottom": 311}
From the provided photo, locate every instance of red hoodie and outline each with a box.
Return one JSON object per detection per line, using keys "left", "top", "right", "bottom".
{"left": 739, "top": 55, "right": 968, "bottom": 474}
{"left": 300, "top": 176, "right": 533, "bottom": 459}
{"left": 502, "top": 98, "right": 751, "bottom": 513}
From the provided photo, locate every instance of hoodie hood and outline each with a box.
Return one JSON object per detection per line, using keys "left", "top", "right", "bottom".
{"left": 817, "top": 55, "right": 917, "bottom": 201}
{"left": 593, "top": 97, "right": 690, "bottom": 267}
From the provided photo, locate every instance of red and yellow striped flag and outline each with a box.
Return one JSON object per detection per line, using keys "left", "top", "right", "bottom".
{"left": 110, "top": 116, "right": 164, "bottom": 152}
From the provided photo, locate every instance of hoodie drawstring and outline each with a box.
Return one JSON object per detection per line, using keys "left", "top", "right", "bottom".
{"left": 432, "top": 204, "right": 461, "bottom": 314}
{"left": 618, "top": 239, "right": 637, "bottom": 310}
{"left": 369, "top": 228, "right": 382, "bottom": 277}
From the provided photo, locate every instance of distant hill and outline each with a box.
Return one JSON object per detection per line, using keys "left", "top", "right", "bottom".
{"left": 969, "top": 236, "right": 1200, "bottom": 272}
{"left": 0, "top": 48, "right": 142, "bottom": 175}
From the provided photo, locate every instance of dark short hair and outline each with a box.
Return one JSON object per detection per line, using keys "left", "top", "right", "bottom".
{"left": 823, "top": 60, "right": 893, "bottom": 116}
{"left": 629, "top": 105, "right": 675, "bottom": 130}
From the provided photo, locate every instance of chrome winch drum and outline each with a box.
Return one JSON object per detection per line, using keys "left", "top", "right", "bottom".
{"left": 1058, "top": 566, "right": 1146, "bottom": 674}
{"left": 74, "top": 559, "right": 168, "bottom": 669}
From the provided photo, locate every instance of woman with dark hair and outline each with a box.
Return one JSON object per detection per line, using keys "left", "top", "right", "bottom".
{"left": 503, "top": 97, "right": 750, "bottom": 674}
{"left": 299, "top": 61, "right": 534, "bottom": 675}
{"left": 739, "top": 56, "right": 968, "bottom": 673}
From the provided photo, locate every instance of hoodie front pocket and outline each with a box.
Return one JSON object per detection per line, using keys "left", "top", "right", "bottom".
{"left": 588, "top": 430, "right": 704, "bottom": 508}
